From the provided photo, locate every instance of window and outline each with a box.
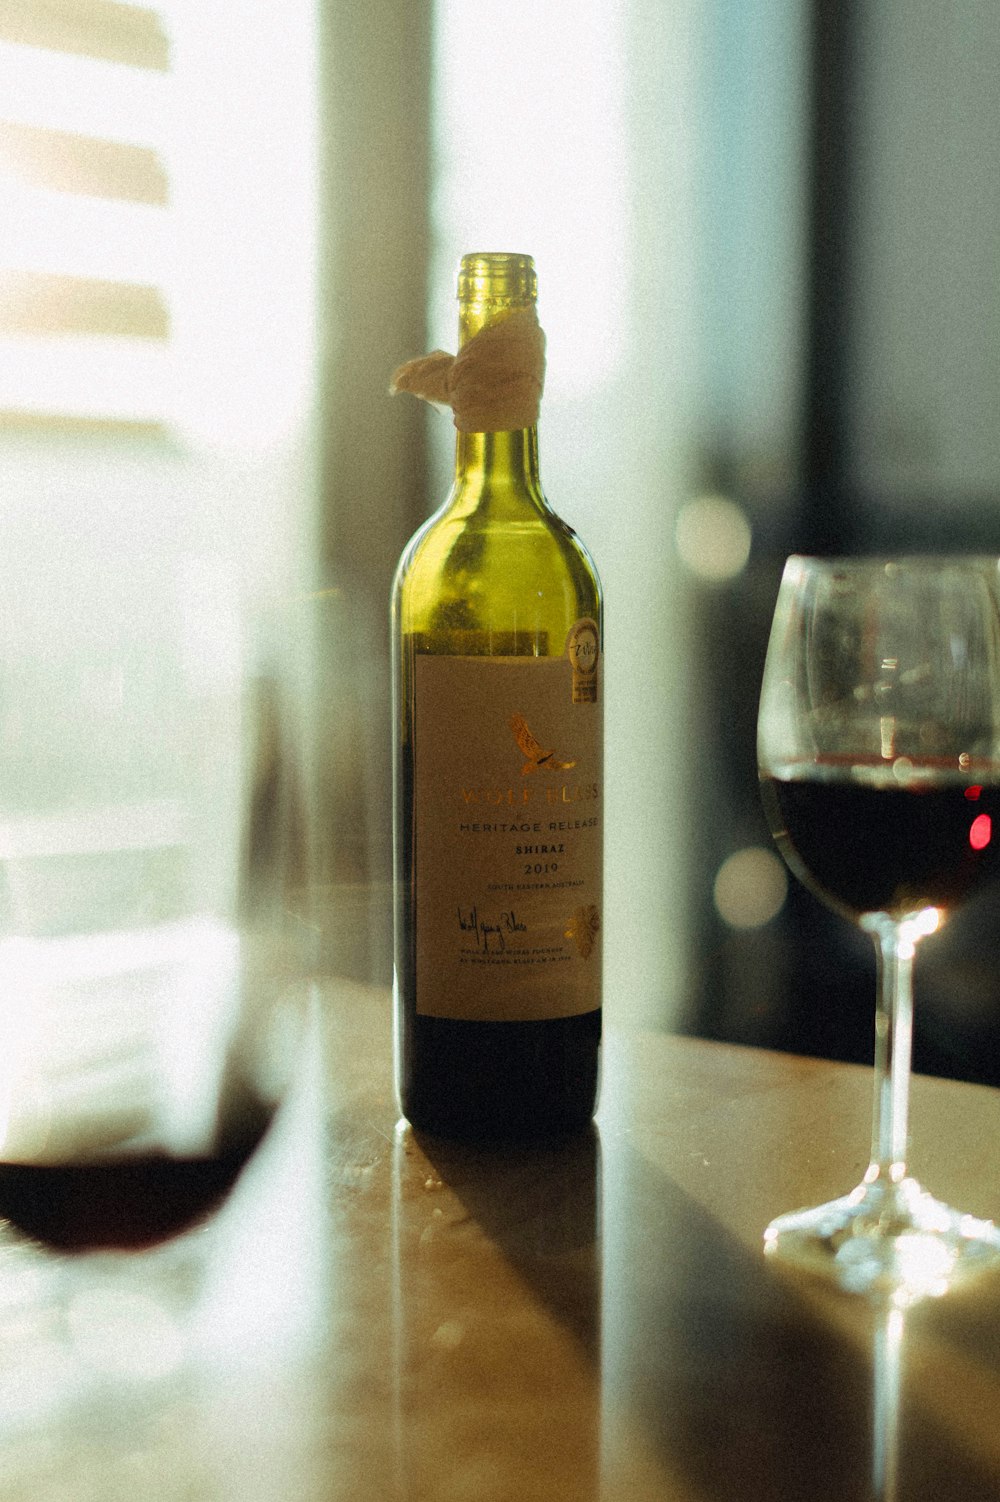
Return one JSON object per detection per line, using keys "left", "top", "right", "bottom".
{"left": 1, "top": 0, "right": 317, "bottom": 491}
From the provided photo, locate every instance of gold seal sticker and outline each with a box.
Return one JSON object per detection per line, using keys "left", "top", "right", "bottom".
{"left": 566, "top": 619, "right": 599, "bottom": 704}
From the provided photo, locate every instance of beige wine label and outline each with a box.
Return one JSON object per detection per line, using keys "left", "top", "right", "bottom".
{"left": 413, "top": 631, "right": 603, "bottom": 1020}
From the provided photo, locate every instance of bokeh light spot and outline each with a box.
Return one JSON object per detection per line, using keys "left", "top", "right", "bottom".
{"left": 713, "top": 847, "right": 787, "bottom": 930}
{"left": 970, "top": 813, "right": 992, "bottom": 851}
{"left": 675, "top": 495, "right": 752, "bottom": 582}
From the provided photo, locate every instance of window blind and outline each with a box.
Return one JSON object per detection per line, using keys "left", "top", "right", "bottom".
{"left": 0, "top": 0, "right": 170, "bottom": 435}
{"left": 0, "top": 0, "right": 169, "bottom": 68}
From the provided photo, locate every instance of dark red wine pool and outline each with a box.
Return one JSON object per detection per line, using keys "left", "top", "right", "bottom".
{"left": 760, "top": 772, "right": 1000, "bottom": 920}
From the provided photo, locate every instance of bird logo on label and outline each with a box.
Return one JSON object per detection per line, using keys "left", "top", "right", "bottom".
{"left": 508, "top": 713, "right": 577, "bottom": 775}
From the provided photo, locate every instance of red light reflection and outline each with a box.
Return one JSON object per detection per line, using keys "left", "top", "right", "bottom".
{"left": 970, "top": 813, "right": 992, "bottom": 851}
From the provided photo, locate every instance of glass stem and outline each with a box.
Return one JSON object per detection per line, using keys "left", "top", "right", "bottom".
{"left": 868, "top": 920, "right": 916, "bottom": 1183}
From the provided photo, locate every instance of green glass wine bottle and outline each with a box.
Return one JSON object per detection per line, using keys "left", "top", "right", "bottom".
{"left": 391, "top": 252, "right": 603, "bottom": 1139}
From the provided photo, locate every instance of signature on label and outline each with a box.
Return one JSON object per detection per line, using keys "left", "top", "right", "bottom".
{"left": 457, "top": 905, "right": 528, "bottom": 954}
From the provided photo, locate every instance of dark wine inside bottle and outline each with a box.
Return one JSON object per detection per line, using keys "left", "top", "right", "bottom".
{"left": 394, "top": 697, "right": 601, "bottom": 1139}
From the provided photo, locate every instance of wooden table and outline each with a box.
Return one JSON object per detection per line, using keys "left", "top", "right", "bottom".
{"left": 2, "top": 975, "right": 1000, "bottom": 1500}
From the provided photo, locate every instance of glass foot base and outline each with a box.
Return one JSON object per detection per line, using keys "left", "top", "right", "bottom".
{"left": 764, "top": 1176, "right": 1000, "bottom": 1301}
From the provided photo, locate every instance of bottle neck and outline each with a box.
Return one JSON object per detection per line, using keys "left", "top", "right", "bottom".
{"left": 454, "top": 425, "right": 541, "bottom": 485}
{"left": 450, "top": 427, "right": 545, "bottom": 518}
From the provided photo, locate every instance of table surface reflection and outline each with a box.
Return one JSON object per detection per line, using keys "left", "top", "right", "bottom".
{"left": 3, "top": 976, "right": 1000, "bottom": 1500}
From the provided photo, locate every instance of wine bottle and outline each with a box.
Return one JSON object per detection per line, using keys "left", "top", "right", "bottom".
{"left": 390, "top": 252, "right": 603, "bottom": 1139}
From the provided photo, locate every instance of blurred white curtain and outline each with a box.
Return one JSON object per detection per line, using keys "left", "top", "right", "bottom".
{"left": 427, "top": 0, "right": 808, "bottom": 1027}
{"left": 427, "top": 0, "right": 702, "bottom": 1026}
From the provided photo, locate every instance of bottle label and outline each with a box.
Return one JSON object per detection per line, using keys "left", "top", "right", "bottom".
{"left": 412, "top": 624, "right": 602, "bottom": 1020}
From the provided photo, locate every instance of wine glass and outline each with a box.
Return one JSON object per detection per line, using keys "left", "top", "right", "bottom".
{"left": 758, "top": 555, "right": 1000, "bottom": 1300}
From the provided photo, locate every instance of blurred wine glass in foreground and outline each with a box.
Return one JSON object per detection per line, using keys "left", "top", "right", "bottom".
{"left": 758, "top": 555, "right": 1000, "bottom": 1301}
{"left": 0, "top": 539, "right": 310, "bottom": 1250}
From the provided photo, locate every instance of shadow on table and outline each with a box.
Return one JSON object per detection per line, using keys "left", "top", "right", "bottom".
{"left": 415, "top": 1124, "right": 602, "bottom": 1357}
{"left": 417, "top": 1125, "right": 1000, "bottom": 1502}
